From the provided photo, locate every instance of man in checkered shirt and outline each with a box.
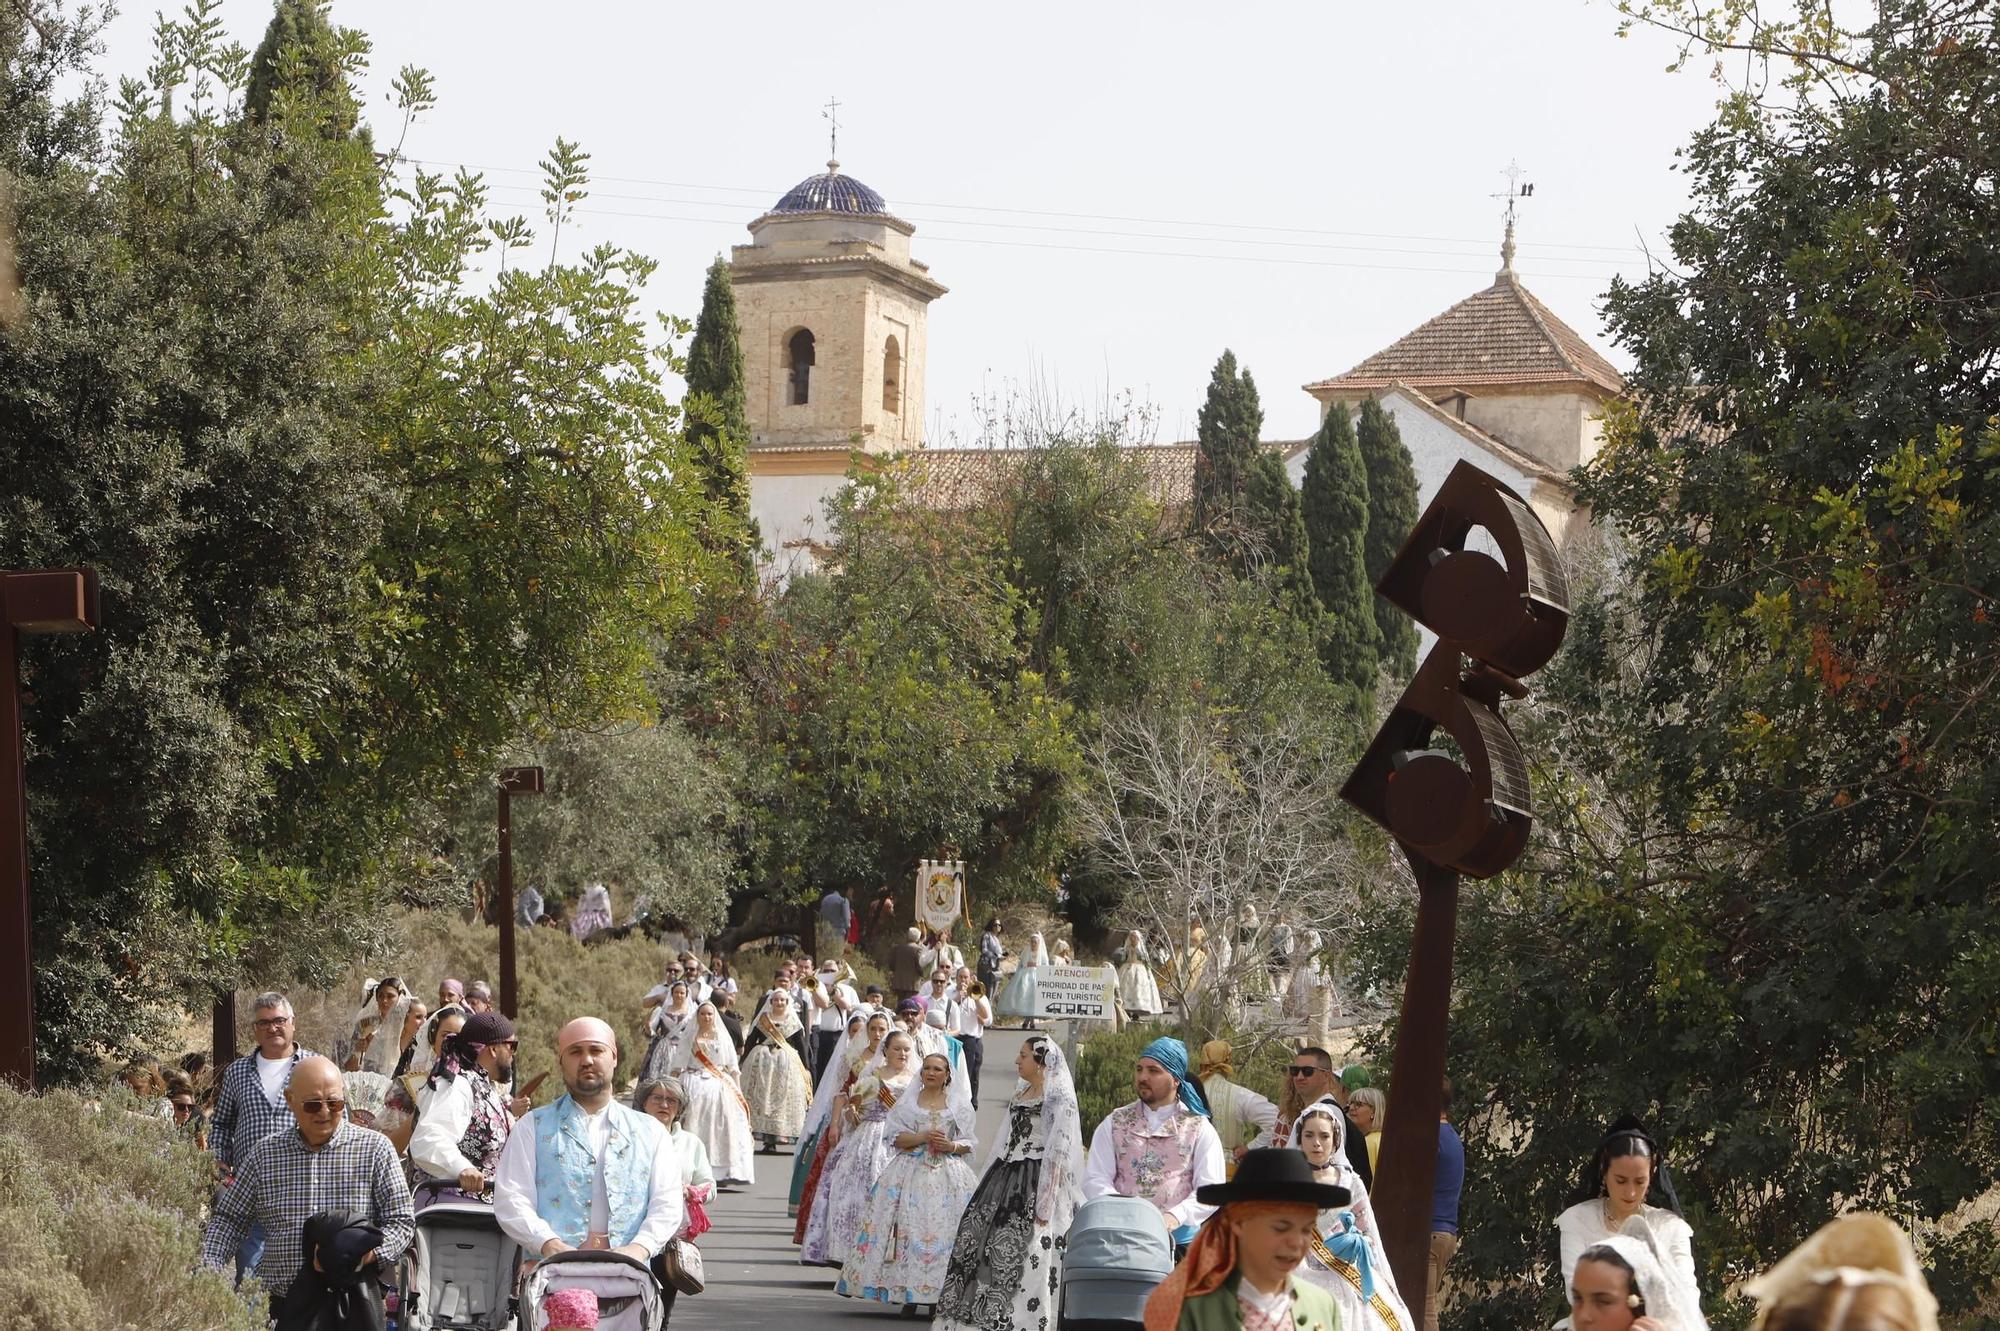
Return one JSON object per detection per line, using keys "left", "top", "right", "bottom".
{"left": 208, "top": 990, "right": 320, "bottom": 1278}
{"left": 201, "top": 1055, "right": 414, "bottom": 1303}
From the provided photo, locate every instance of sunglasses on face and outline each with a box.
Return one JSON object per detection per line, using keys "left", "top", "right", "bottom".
{"left": 1286, "top": 1065, "right": 1326, "bottom": 1078}
{"left": 299, "top": 1098, "right": 346, "bottom": 1116}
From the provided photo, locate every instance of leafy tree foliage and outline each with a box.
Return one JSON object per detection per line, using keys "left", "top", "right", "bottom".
{"left": 682, "top": 256, "right": 757, "bottom": 572}
{"left": 439, "top": 722, "right": 743, "bottom": 931}
{"left": 1299, "top": 403, "right": 1382, "bottom": 698}
{"left": 1, "top": 1, "right": 722, "bottom": 1080}
{"left": 1191, "top": 348, "right": 1264, "bottom": 541}
{"left": 1355, "top": 398, "right": 1419, "bottom": 677}
{"left": 1363, "top": 5, "right": 2000, "bottom": 1327}
{"left": 0, "top": 0, "right": 404, "bottom": 1082}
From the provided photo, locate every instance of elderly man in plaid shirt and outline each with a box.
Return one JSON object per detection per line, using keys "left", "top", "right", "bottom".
{"left": 209, "top": 990, "right": 319, "bottom": 1279}
{"left": 201, "top": 1055, "right": 414, "bottom": 1305}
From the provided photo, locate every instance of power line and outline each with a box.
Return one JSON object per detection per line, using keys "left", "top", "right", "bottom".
{"left": 396, "top": 155, "right": 1647, "bottom": 258}
{"left": 444, "top": 174, "right": 1632, "bottom": 270}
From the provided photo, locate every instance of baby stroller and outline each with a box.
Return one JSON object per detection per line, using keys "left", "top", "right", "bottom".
{"left": 395, "top": 1200, "right": 521, "bottom": 1330}
{"left": 1059, "top": 1195, "right": 1176, "bottom": 1331}
{"left": 519, "top": 1250, "right": 665, "bottom": 1331}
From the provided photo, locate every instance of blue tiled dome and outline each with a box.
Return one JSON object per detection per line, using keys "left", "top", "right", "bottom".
{"left": 770, "top": 161, "right": 890, "bottom": 217}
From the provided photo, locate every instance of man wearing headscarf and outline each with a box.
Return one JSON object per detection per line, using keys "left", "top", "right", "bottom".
{"left": 1199, "top": 1039, "right": 1279, "bottom": 1174}
{"left": 1083, "top": 1035, "right": 1227, "bottom": 1252}
{"left": 409, "top": 1010, "right": 522, "bottom": 1203}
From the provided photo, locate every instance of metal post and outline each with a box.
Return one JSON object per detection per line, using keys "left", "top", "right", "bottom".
{"left": 0, "top": 570, "right": 98, "bottom": 1092}
{"left": 1370, "top": 854, "right": 1460, "bottom": 1327}
{"left": 0, "top": 617, "right": 29, "bottom": 1089}
{"left": 498, "top": 785, "right": 516, "bottom": 1020}
{"left": 211, "top": 991, "right": 238, "bottom": 1069}
{"left": 495, "top": 766, "right": 543, "bottom": 1021}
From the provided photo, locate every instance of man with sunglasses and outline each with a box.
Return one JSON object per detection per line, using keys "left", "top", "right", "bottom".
{"left": 1272, "top": 1047, "right": 1373, "bottom": 1191}
{"left": 411, "top": 1010, "right": 522, "bottom": 1203}
{"left": 208, "top": 990, "right": 319, "bottom": 1282}
{"left": 201, "top": 1055, "right": 414, "bottom": 1309}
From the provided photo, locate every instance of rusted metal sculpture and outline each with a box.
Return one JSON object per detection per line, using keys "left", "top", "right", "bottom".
{"left": 1340, "top": 462, "right": 1570, "bottom": 1321}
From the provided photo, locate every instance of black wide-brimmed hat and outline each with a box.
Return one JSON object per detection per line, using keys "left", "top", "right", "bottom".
{"left": 1195, "top": 1146, "right": 1351, "bottom": 1208}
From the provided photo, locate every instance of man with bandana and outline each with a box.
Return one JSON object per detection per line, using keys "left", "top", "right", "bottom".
{"left": 1083, "top": 1035, "right": 1226, "bottom": 1253}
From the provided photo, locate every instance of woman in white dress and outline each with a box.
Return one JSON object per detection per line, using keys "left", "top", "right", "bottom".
{"left": 802, "top": 1028, "right": 917, "bottom": 1267}
{"left": 793, "top": 1009, "right": 878, "bottom": 1223}
{"left": 1291, "top": 1097, "right": 1415, "bottom": 1331}
{"left": 674, "top": 1001, "right": 756, "bottom": 1188}
{"left": 635, "top": 1074, "right": 717, "bottom": 1329}
{"left": 1283, "top": 924, "right": 1332, "bottom": 1047}
{"left": 1555, "top": 1118, "right": 1706, "bottom": 1331}
{"left": 741, "top": 988, "right": 813, "bottom": 1151}
{"left": 345, "top": 977, "right": 413, "bottom": 1076}
{"left": 571, "top": 881, "right": 613, "bottom": 940}
{"left": 932, "top": 1035, "right": 1085, "bottom": 1331}
{"left": 642, "top": 978, "right": 698, "bottom": 1082}
{"left": 996, "top": 932, "right": 1049, "bottom": 1025}
{"left": 1113, "top": 930, "right": 1163, "bottom": 1017}
{"left": 1570, "top": 1234, "right": 1705, "bottom": 1331}
{"left": 838, "top": 1050, "right": 979, "bottom": 1307}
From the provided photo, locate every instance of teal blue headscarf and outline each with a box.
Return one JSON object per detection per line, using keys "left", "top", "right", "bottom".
{"left": 1139, "top": 1036, "right": 1211, "bottom": 1117}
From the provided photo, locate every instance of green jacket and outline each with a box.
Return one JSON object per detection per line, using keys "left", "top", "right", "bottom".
{"left": 1176, "top": 1273, "right": 1343, "bottom": 1331}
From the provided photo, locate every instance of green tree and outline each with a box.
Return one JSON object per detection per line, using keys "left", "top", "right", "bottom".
{"left": 1, "top": 0, "right": 400, "bottom": 1079}
{"left": 1190, "top": 350, "right": 1320, "bottom": 624}
{"left": 1298, "top": 403, "right": 1381, "bottom": 696}
{"left": 1366, "top": 5, "right": 2000, "bottom": 1327}
{"left": 1355, "top": 398, "right": 1419, "bottom": 677}
{"left": 1, "top": 1, "right": 727, "bottom": 1080}
{"left": 243, "top": 0, "right": 358, "bottom": 137}
{"left": 1191, "top": 349, "right": 1263, "bottom": 553}
{"left": 682, "top": 255, "right": 757, "bottom": 572}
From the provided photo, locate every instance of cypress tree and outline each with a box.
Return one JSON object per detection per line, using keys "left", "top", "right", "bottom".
{"left": 1299, "top": 403, "right": 1382, "bottom": 696}
{"left": 245, "top": 0, "right": 359, "bottom": 137}
{"left": 1356, "top": 398, "right": 1420, "bottom": 677}
{"left": 683, "top": 255, "right": 758, "bottom": 571}
{"left": 1245, "top": 451, "right": 1320, "bottom": 621}
{"left": 1191, "top": 349, "right": 1263, "bottom": 549}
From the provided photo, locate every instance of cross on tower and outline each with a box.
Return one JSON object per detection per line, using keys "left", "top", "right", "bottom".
{"left": 822, "top": 97, "right": 843, "bottom": 166}
{"left": 1491, "top": 158, "right": 1535, "bottom": 278}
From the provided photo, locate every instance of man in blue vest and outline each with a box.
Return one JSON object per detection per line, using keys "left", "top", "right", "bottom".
{"left": 494, "top": 1017, "right": 684, "bottom": 1262}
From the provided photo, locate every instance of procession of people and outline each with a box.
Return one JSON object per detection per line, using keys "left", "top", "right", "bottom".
{"left": 171, "top": 899, "right": 1926, "bottom": 1331}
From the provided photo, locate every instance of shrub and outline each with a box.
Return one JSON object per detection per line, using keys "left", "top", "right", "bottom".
{"left": 0, "top": 1086, "right": 262, "bottom": 1331}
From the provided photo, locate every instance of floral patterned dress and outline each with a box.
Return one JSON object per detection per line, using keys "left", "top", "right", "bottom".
{"left": 838, "top": 1094, "right": 978, "bottom": 1305}
{"left": 801, "top": 1073, "right": 909, "bottom": 1266}
{"left": 933, "top": 1095, "right": 1062, "bottom": 1331}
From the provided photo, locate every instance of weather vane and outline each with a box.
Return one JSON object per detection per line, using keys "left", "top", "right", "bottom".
{"left": 1491, "top": 159, "right": 1535, "bottom": 276}
{"left": 823, "top": 96, "right": 843, "bottom": 164}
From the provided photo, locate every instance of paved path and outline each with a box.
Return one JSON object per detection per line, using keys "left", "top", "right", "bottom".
{"left": 677, "top": 1024, "right": 1043, "bottom": 1331}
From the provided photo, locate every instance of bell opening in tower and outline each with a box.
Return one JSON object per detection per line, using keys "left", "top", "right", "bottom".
{"left": 786, "top": 327, "right": 816, "bottom": 406}
{"left": 882, "top": 335, "right": 902, "bottom": 414}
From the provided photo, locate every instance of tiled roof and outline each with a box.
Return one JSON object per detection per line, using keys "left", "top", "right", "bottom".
{"left": 1305, "top": 273, "right": 1625, "bottom": 398}
{"left": 768, "top": 162, "right": 893, "bottom": 219}
{"left": 900, "top": 442, "right": 1303, "bottom": 513}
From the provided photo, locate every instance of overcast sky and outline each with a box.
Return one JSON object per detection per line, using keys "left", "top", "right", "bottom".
{"left": 94, "top": 0, "right": 1723, "bottom": 445}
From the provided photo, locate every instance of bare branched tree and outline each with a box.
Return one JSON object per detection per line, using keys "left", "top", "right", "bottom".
{"left": 1080, "top": 703, "right": 1373, "bottom": 1042}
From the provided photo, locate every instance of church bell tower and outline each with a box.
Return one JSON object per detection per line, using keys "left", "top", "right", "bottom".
{"left": 732, "top": 153, "right": 946, "bottom": 573}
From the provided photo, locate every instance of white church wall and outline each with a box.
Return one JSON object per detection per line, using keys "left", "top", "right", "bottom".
{"left": 750, "top": 469, "right": 852, "bottom": 580}
{"left": 1463, "top": 390, "right": 1602, "bottom": 473}
{"left": 1283, "top": 392, "right": 1539, "bottom": 530}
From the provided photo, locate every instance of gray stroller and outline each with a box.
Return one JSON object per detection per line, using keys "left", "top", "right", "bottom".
{"left": 1059, "top": 1195, "right": 1176, "bottom": 1331}
{"left": 518, "top": 1250, "right": 666, "bottom": 1331}
{"left": 395, "top": 1201, "right": 521, "bottom": 1330}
